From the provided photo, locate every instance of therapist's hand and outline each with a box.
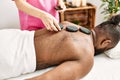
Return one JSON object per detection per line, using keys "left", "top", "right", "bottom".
{"left": 57, "top": 0, "right": 66, "bottom": 11}
{"left": 41, "top": 12, "right": 61, "bottom": 32}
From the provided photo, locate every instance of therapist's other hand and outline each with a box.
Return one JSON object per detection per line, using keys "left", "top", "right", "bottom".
{"left": 41, "top": 12, "right": 61, "bottom": 32}
{"left": 58, "top": 0, "right": 66, "bottom": 11}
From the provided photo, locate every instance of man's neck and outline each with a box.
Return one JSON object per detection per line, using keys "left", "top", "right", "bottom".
{"left": 91, "top": 29, "right": 96, "bottom": 47}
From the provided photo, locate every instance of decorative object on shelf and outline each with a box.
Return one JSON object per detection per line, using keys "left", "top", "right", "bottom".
{"left": 59, "top": 3, "right": 96, "bottom": 30}
{"left": 65, "top": 0, "right": 87, "bottom": 8}
{"left": 100, "top": 0, "right": 120, "bottom": 19}
{"left": 72, "top": 0, "right": 81, "bottom": 7}
{"left": 63, "top": 0, "right": 67, "bottom": 2}
{"left": 81, "top": 0, "right": 87, "bottom": 6}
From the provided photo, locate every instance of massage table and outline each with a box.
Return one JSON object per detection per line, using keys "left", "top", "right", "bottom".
{"left": 7, "top": 54, "right": 120, "bottom": 80}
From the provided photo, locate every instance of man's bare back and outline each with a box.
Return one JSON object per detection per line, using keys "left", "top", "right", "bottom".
{"left": 32, "top": 22, "right": 94, "bottom": 80}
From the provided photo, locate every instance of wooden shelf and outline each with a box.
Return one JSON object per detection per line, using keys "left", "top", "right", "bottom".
{"left": 59, "top": 3, "right": 96, "bottom": 29}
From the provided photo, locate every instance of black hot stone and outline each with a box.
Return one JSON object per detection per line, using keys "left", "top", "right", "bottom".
{"left": 79, "top": 27, "right": 91, "bottom": 34}
{"left": 66, "top": 26, "right": 78, "bottom": 32}
{"left": 54, "top": 6, "right": 63, "bottom": 10}
{"left": 59, "top": 23, "right": 64, "bottom": 29}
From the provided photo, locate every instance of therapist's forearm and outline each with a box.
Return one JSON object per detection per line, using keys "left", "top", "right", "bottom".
{"left": 14, "top": 0, "right": 46, "bottom": 19}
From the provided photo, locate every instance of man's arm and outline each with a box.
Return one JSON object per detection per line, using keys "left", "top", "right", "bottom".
{"left": 27, "top": 57, "right": 93, "bottom": 80}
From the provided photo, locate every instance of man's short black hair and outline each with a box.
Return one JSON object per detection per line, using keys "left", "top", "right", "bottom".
{"left": 94, "top": 14, "right": 120, "bottom": 56}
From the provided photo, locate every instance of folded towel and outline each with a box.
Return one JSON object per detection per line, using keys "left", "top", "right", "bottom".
{"left": 104, "top": 41, "right": 120, "bottom": 59}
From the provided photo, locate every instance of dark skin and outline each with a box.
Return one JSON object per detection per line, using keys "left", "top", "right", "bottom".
{"left": 27, "top": 22, "right": 112, "bottom": 80}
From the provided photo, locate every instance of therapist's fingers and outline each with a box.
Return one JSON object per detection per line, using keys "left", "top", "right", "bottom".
{"left": 41, "top": 12, "right": 61, "bottom": 31}
{"left": 50, "top": 22, "right": 59, "bottom": 31}
{"left": 44, "top": 23, "right": 53, "bottom": 31}
{"left": 53, "top": 21, "right": 61, "bottom": 31}
{"left": 58, "top": 0, "right": 66, "bottom": 11}
{"left": 45, "top": 21, "right": 58, "bottom": 31}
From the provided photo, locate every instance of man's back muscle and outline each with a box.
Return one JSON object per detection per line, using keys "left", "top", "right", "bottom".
{"left": 34, "top": 26, "right": 94, "bottom": 70}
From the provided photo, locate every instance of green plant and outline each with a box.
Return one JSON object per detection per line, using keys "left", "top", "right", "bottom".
{"left": 100, "top": 0, "right": 120, "bottom": 19}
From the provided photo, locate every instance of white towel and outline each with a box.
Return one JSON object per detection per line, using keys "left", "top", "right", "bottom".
{"left": 0, "top": 29, "right": 36, "bottom": 79}
{"left": 104, "top": 41, "right": 120, "bottom": 59}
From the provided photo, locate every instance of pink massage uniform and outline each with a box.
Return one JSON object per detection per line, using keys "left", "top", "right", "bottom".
{"left": 15, "top": 0, "right": 59, "bottom": 31}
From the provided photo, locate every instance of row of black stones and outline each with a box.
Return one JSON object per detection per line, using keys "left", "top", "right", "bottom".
{"left": 59, "top": 23, "right": 91, "bottom": 35}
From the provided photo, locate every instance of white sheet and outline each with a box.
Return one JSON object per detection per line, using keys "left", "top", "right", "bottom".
{"left": 0, "top": 29, "right": 36, "bottom": 80}
{"left": 7, "top": 54, "right": 120, "bottom": 80}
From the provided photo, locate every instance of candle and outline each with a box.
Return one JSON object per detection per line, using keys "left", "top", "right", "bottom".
{"left": 82, "top": 0, "right": 87, "bottom": 6}
{"left": 76, "top": 0, "right": 81, "bottom": 7}
{"left": 72, "top": 0, "right": 76, "bottom": 6}
{"left": 72, "top": 0, "right": 81, "bottom": 7}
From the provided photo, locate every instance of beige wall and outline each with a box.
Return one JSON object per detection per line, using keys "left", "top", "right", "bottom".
{"left": 0, "top": 0, "right": 20, "bottom": 29}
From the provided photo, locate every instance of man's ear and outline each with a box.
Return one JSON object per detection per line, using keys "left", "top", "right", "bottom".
{"left": 101, "top": 39, "right": 111, "bottom": 48}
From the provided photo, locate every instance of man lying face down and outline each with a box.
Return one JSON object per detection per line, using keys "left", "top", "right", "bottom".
{"left": 0, "top": 14, "right": 120, "bottom": 80}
